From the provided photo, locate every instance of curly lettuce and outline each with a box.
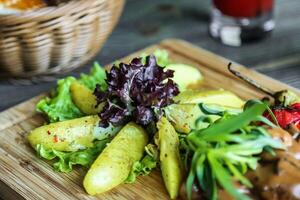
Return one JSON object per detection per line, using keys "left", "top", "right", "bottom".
{"left": 37, "top": 63, "right": 107, "bottom": 123}
{"left": 141, "top": 49, "right": 170, "bottom": 67}
{"left": 126, "top": 144, "right": 158, "bottom": 183}
{"left": 79, "top": 62, "right": 107, "bottom": 91}
{"left": 36, "top": 139, "right": 110, "bottom": 173}
{"left": 37, "top": 77, "right": 84, "bottom": 123}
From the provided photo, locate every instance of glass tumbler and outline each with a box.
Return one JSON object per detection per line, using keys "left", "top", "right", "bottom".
{"left": 209, "top": 0, "right": 275, "bottom": 46}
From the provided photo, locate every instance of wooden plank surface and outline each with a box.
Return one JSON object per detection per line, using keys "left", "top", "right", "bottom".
{"left": 0, "top": 0, "right": 300, "bottom": 112}
{"left": 0, "top": 39, "right": 299, "bottom": 200}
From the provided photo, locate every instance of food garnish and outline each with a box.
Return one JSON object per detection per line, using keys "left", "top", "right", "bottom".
{"left": 37, "top": 63, "right": 107, "bottom": 122}
{"left": 164, "top": 90, "right": 245, "bottom": 134}
{"left": 37, "top": 139, "right": 109, "bottom": 173}
{"left": 264, "top": 103, "right": 300, "bottom": 130}
{"left": 37, "top": 77, "right": 84, "bottom": 123}
{"left": 228, "top": 63, "right": 300, "bottom": 131}
{"left": 125, "top": 144, "right": 158, "bottom": 183}
{"left": 140, "top": 49, "right": 170, "bottom": 67}
{"left": 183, "top": 100, "right": 285, "bottom": 200}
{"left": 93, "top": 55, "right": 179, "bottom": 127}
{"left": 79, "top": 62, "right": 107, "bottom": 91}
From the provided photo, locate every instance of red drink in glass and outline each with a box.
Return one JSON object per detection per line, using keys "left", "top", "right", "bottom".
{"left": 213, "top": 0, "right": 274, "bottom": 18}
{"left": 209, "top": 0, "right": 275, "bottom": 46}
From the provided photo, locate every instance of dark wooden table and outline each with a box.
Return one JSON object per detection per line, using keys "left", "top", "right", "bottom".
{"left": 0, "top": 0, "right": 299, "bottom": 111}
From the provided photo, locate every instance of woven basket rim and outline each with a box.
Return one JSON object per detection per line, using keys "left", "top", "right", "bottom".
{"left": 0, "top": 0, "right": 125, "bottom": 79}
{"left": 0, "top": 0, "right": 106, "bottom": 23}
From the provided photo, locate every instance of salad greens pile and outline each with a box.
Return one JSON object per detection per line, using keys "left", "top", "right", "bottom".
{"left": 36, "top": 76, "right": 84, "bottom": 123}
{"left": 93, "top": 55, "right": 179, "bottom": 128}
{"left": 183, "top": 101, "right": 285, "bottom": 200}
{"left": 37, "top": 139, "right": 110, "bottom": 173}
{"left": 79, "top": 62, "right": 108, "bottom": 91}
{"left": 35, "top": 63, "right": 109, "bottom": 172}
{"left": 126, "top": 155, "right": 157, "bottom": 183}
{"left": 37, "top": 50, "right": 170, "bottom": 124}
{"left": 126, "top": 144, "right": 158, "bottom": 183}
{"left": 35, "top": 50, "right": 170, "bottom": 174}
{"left": 36, "top": 63, "right": 107, "bottom": 123}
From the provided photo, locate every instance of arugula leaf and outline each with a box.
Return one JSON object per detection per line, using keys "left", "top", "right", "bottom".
{"left": 37, "top": 77, "right": 84, "bottom": 123}
{"left": 36, "top": 139, "right": 109, "bottom": 173}
{"left": 37, "top": 63, "right": 107, "bottom": 123}
{"left": 189, "top": 101, "right": 275, "bottom": 142}
{"left": 207, "top": 154, "right": 250, "bottom": 200}
{"left": 184, "top": 101, "right": 285, "bottom": 200}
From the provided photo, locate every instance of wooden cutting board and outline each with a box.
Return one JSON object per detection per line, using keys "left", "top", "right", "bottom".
{"left": 0, "top": 39, "right": 299, "bottom": 200}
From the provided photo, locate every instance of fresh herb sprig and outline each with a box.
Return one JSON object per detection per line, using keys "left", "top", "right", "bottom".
{"left": 183, "top": 101, "right": 285, "bottom": 200}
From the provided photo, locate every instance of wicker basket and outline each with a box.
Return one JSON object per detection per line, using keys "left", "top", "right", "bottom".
{"left": 0, "top": 0, "right": 124, "bottom": 78}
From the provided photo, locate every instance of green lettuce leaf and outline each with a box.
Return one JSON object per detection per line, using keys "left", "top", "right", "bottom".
{"left": 125, "top": 155, "right": 157, "bottom": 183}
{"left": 36, "top": 139, "right": 109, "bottom": 173}
{"left": 126, "top": 144, "right": 158, "bottom": 183}
{"left": 37, "top": 77, "right": 84, "bottom": 123}
{"left": 141, "top": 49, "right": 170, "bottom": 67}
{"left": 79, "top": 62, "right": 107, "bottom": 91}
{"left": 37, "top": 63, "right": 107, "bottom": 123}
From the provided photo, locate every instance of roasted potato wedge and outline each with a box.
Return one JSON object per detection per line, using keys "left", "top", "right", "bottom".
{"left": 156, "top": 117, "right": 183, "bottom": 199}
{"left": 70, "top": 81, "right": 104, "bottom": 115}
{"left": 83, "top": 122, "right": 148, "bottom": 195}
{"left": 174, "top": 89, "right": 245, "bottom": 108}
{"left": 28, "top": 115, "right": 119, "bottom": 152}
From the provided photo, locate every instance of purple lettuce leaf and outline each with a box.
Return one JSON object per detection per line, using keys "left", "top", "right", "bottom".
{"left": 94, "top": 55, "right": 179, "bottom": 127}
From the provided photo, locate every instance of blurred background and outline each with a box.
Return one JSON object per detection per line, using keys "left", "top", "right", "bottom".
{"left": 0, "top": 0, "right": 299, "bottom": 111}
